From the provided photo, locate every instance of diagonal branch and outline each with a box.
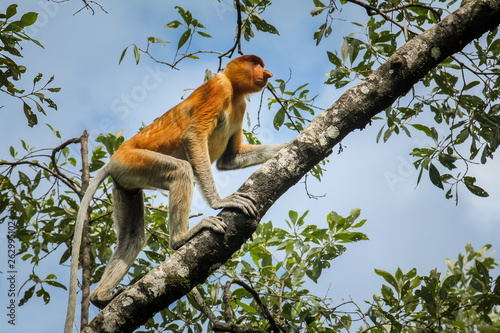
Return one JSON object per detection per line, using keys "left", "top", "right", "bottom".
{"left": 221, "top": 279, "right": 284, "bottom": 333}
{"left": 81, "top": 1, "right": 500, "bottom": 332}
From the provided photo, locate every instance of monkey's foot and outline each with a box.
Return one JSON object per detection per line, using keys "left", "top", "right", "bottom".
{"left": 89, "top": 287, "right": 125, "bottom": 309}
{"left": 200, "top": 216, "right": 227, "bottom": 234}
{"left": 213, "top": 192, "right": 258, "bottom": 217}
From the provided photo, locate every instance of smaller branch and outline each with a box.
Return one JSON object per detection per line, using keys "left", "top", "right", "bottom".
{"left": 219, "top": 0, "right": 244, "bottom": 70}
{"left": 191, "top": 287, "right": 220, "bottom": 324}
{"left": 348, "top": 297, "right": 372, "bottom": 329}
{"left": 192, "top": 287, "right": 266, "bottom": 333}
{"left": 173, "top": 51, "right": 225, "bottom": 69}
{"left": 222, "top": 279, "right": 234, "bottom": 324}
{"left": 382, "top": 3, "right": 443, "bottom": 21}
{"left": 266, "top": 86, "right": 301, "bottom": 133}
{"left": 51, "top": 137, "right": 82, "bottom": 196}
{"left": 140, "top": 46, "right": 224, "bottom": 70}
{"left": 224, "top": 279, "right": 284, "bottom": 333}
{"left": 72, "top": 0, "right": 108, "bottom": 15}
{"left": 0, "top": 160, "right": 79, "bottom": 194}
{"left": 345, "top": 0, "right": 419, "bottom": 36}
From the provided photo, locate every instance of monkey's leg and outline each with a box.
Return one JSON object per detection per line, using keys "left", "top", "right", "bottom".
{"left": 89, "top": 185, "right": 145, "bottom": 309}
{"left": 113, "top": 149, "right": 226, "bottom": 250}
{"left": 165, "top": 158, "right": 226, "bottom": 249}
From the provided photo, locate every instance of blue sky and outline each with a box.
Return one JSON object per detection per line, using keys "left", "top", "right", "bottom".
{"left": 1, "top": 0, "right": 499, "bottom": 332}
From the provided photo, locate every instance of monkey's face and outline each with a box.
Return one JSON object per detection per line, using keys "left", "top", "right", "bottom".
{"left": 253, "top": 66, "right": 273, "bottom": 89}
{"left": 225, "top": 55, "right": 273, "bottom": 93}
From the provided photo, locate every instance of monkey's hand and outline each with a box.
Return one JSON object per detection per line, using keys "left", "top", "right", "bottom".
{"left": 211, "top": 192, "right": 257, "bottom": 217}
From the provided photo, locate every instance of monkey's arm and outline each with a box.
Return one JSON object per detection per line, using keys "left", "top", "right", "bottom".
{"left": 182, "top": 126, "right": 257, "bottom": 217}
{"left": 216, "top": 130, "right": 288, "bottom": 170}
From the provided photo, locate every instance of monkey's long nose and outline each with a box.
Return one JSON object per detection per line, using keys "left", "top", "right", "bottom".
{"left": 264, "top": 70, "right": 273, "bottom": 78}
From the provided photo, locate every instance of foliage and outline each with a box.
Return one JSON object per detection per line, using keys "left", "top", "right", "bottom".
{"left": 140, "top": 209, "right": 369, "bottom": 332}
{"left": 1, "top": 0, "right": 500, "bottom": 332}
{"left": 0, "top": 4, "right": 60, "bottom": 126}
{"left": 2, "top": 127, "right": 500, "bottom": 331}
{"left": 313, "top": 0, "right": 500, "bottom": 202}
{"left": 364, "top": 243, "right": 500, "bottom": 332}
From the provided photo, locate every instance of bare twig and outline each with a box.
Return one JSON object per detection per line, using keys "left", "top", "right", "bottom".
{"left": 345, "top": 0, "right": 419, "bottom": 36}
{"left": 219, "top": 0, "right": 244, "bottom": 70}
{"left": 73, "top": 0, "right": 108, "bottom": 15}
{"left": 51, "top": 137, "right": 82, "bottom": 195}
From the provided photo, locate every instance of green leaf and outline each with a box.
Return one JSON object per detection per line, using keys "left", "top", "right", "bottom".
{"left": 307, "top": 258, "right": 322, "bottom": 283}
{"left": 165, "top": 20, "right": 182, "bottom": 29}
{"left": 45, "top": 280, "right": 67, "bottom": 290}
{"left": 476, "top": 260, "right": 490, "bottom": 285}
{"left": 273, "top": 107, "right": 285, "bottom": 130}
{"left": 464, "top": 81, "right": 480, "bottom": 90}
{"left": 197, "top": 31, "right": 212, "bottom": 38}
{"left": 20, "top": 12, "right": 38, "bottom": 27}
{"left": 133, "top": 45, "right": 140, "bottom": 64}
{"left": 442, "top": 274, "right": 461, "bottom": 290}
{"left": 23, "top": 102, "right": 37, "bottom": 127}
{"left": 250, "top": 14, "right": 279, "bottom": 35}
{"left": 428, "top": 163, "right": 444, "bottom": 189}
{"left": 118, "top": 46, "right": 129, "bottom": 64}
{"left": 6, "top": 4, "right": 18, "bottom": 19}
{"left": 148, "top": 36, "right": 167, "bottom": 45}
{"left": 410, "top": 124, "right": 432, "bottom": 137}
{"left": 463, "top": 177, "right": 489, "bottom": 197}
{"left": 178, "top": 29, "right": 191, "bottom": 50}
{"left": 470, "top": 277, "right": 484, "bottom": 292}
{"left": 311, "top": 7, "right": 326, "bottom": 16}
{"left": 237, "top": 300, "right": 257, "bottom": 313}
{"left": 419, "top": 286, "right": 436, "bottom": 316}
{"left": 313, "top": 22, "right": 327, "bottom": 45}
{"left": 327, "top": 51, "right": 342, "bottom": 67}
{"left": 375, "top": 269, "right": 398, "bottom": 289}
{"left": 341, "top": 38, "right": 349, "bottom": 63}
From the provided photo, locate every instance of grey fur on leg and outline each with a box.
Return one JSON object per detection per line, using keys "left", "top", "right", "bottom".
{"left": 89, "top": 184, "right": 145, "bottom": 308}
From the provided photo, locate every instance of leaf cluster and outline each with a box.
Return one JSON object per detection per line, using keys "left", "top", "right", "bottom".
{"left": 201, "top": 209, "right": 366, "bottom": 332}
{"left": 365, "top": 243, "right": 500, "bottom": 332}
{"left": 0, "top": 4, "right": 59, "bottom": 126}
{"left": 313, "top": 0, "right": 500, "bottom": 200}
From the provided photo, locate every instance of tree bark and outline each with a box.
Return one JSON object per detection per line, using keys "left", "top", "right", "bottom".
{"left": 80, "top": 131, "right": 91, "bottom": 329}
{"left": 82, "top": 0, "right": 500, "bottom": 331}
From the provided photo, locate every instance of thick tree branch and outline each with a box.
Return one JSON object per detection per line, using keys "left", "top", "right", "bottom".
{"left": 82, "top": 1, "right": 500, "bottom": 332}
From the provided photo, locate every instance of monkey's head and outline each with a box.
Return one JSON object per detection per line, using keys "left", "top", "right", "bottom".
{"left": 224, "top": 55, "right": 273, "bottom": 94}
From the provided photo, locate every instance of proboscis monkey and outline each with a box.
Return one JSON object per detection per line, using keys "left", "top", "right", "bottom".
{"left": 64, "top": 55, "right": 288, "bottom": 333}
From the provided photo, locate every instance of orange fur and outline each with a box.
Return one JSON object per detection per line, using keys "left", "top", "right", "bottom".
{"left": 111, "top": 55, "right": 272, "bottom": 172}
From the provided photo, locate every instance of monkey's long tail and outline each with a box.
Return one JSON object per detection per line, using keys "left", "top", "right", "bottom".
{"left": 64, "top": 162, "right": 111, "bottom": 333}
